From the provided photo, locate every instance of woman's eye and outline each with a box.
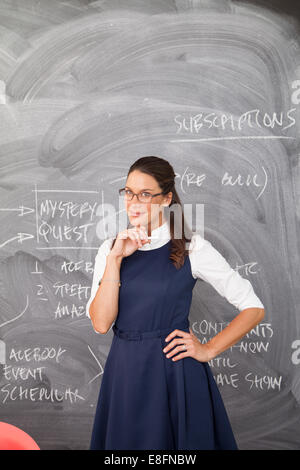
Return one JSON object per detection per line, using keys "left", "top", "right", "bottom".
{"left": 141, "top": 192, "right": 151, "bottom": 197}
{"left": 125, "top": 190, "right": 133, "bottom": 195}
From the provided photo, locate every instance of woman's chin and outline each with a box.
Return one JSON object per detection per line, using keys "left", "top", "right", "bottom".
{"left": 129, "top": 214, "right": 148, "bottom": 226}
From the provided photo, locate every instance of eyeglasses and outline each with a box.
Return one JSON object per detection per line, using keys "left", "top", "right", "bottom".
{"left": 119, "top": 188, "right": 164, "bottom": 203}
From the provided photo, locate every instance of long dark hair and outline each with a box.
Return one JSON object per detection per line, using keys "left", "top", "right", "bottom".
{"left": 111, "top": 156, "right": 193, "bottom": 269}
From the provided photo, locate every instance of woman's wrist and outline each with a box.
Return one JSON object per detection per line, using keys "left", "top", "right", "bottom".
{"left": 107, "top": 251, "right": 124, "bottom": 264}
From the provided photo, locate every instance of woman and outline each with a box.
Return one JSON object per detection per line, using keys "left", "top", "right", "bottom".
{"left": 87, "top": 156, "right": 265, "bottom": 450}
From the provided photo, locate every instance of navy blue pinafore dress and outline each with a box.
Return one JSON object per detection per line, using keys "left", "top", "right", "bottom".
{"left": 89, "top": 240, "right": 238, "bottom": 450}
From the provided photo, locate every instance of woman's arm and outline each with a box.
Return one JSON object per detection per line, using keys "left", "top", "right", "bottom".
{"left": 189, "top": 233, "right": 265, "bottom": 360}
{"left": 89, "top": 251, "right": 123, "bottom": 334}
{"left": 205, "top": 307, "right": 265, "bottom": 361}
{"left": 86, "top": 238, "right": 123, "bottom": 334}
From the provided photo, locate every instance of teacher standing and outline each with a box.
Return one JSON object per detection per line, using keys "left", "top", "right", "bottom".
{"left": 87, "top": 155, "right": 265, "bottom": 450}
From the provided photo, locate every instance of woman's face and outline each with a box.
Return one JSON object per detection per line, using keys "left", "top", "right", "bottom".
{"left": 124, "top": 170, "right": 172, "bottom": 233}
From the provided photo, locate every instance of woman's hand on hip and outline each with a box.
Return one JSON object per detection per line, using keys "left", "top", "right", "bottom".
{"left": 163, "top": 327, "right": 214, "bottom": 363}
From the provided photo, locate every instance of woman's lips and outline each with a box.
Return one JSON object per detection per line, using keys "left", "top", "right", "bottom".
{"left": 130, "top": 212, "right": 144, "bottom": 217}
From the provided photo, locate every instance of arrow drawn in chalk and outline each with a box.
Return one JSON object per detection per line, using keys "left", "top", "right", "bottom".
{"left": 0, "top": 232, "right": 34, "bottom": 249}
{"left": 0, "top": 295, "right": 29, "bottom": 328}
{"left": 87, "top": 344, "right": 104, "bottom": 384}
{"left": 0, "top": 205, "right": 34, "bottom": 216}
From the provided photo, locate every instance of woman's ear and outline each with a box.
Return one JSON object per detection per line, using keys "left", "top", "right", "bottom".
{"left": 163, "top": 192, "right": 173, "bottom": 207}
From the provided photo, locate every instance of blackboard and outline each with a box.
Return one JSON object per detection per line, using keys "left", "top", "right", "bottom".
{"left": 0, "top": 0, "right": 299, "bottom": 450}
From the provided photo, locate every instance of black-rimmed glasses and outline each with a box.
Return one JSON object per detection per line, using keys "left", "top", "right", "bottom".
{"left": 119, "top": 188, "right": 164, "bottom": 203}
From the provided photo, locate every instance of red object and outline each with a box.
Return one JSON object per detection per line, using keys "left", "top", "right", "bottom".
{"left": 0, "top": 422, "right": 40, "bottom": 450}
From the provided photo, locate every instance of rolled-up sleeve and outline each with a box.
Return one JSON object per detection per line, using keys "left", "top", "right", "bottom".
{"left": 189, "top": 233, "right": 264, "bottom": 312}
{"left": 86, "top": 238, "right": 114, "bottom": 324}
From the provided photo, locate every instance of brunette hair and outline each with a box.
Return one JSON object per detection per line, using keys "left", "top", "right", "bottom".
{"left": 111, "top": 156, "right": 193, "bottom": 269}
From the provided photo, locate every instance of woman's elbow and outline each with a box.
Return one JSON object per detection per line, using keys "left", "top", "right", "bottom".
{"left": 90, "top": 317, "right": 110, "bottom": 334}
{"left": 259, "top": 307, "right": 265, "bottom": 316}
{"left": 256, "top": 307, "right": 265, "bottom": 322}
{"left": 90, "top": 320, "right": 109, "bottom": 334}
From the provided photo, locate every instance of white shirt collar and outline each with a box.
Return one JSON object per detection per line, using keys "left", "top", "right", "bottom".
{"left": 138, "top": 220, "right": 171, "bottom": 250}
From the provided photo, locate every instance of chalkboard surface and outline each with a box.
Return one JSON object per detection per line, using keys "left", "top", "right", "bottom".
{"left": 0, "top": 0, "right": 299, "bottom": 450}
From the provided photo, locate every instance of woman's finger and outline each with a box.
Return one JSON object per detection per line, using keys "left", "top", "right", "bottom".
{"left": 118, "top": 230, "right": 128, "bottom": 240}
{"left": 132, "top": 228, "right": 143, "bottom": 247}
{"left": 164, "top": 329, "right": 190, "bottom": 343}
{"left": 140, "top": 227, "right": 148, "bottom": 240}
{"left": 130, "top": 230, "right": 143, "bottom": 247}
{"left": 137, "top": 226, "right": 149, "bottom": 243}
{"left": 132, "top": 229, "right": 142, "bottom": 247}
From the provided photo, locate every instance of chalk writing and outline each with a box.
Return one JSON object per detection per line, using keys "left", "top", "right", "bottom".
{"left": 174, "top": 108, "right": 296, "bottom": 133}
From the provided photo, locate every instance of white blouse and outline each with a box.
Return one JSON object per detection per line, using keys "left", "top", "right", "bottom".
{"left": 86, "top": 221, "right": 264, "bottom": 325}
